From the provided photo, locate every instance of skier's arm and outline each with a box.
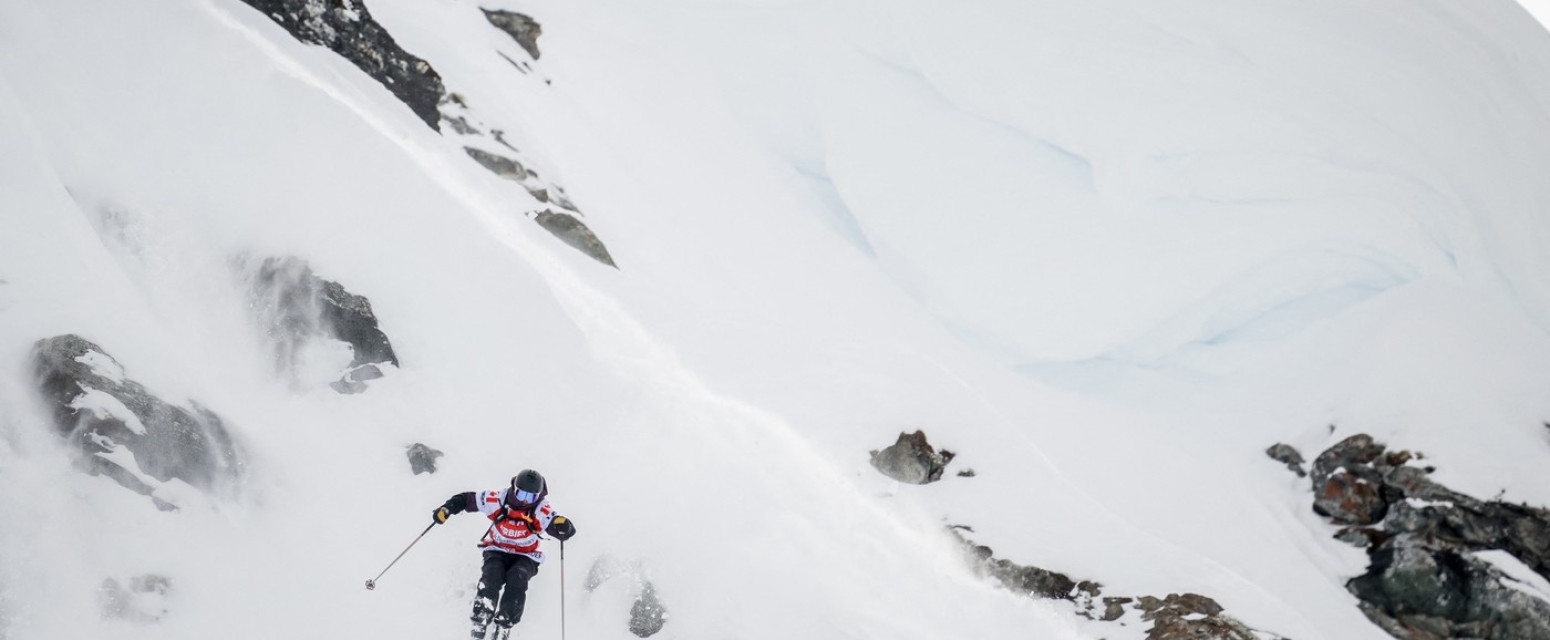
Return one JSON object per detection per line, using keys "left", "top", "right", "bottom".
{"left": 542, "top": 502, "right": 576, "bottom": 540}
{"left": 432, "top": 492, "right": 477, "bottom": 525}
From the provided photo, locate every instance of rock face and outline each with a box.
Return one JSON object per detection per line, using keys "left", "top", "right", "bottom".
{"left": 406, "top": 443, "right": 443, "bottom": 475}
{"left": 1310, "top": 434, "right": 1392, "bottom": 525}
{"left": 869, "top": 430, "right": 955, "bottom": 484}
{"left": 99, "top": 575, "right": 171, "bottom": 623}
{"left": 238, "top": 0, "right": 445, "bottom": 130}
{"left": 1266, "top": 443, "right": 1307, "bottom": 477}
{"left": 242, "top": 256, "right": 398, "bottom": 392}
{"left": 482, "top": 9, "right": 542, "bottom": 60}
{"left": 1287, "top": 434, "right": 1550, "bottom": 639}
{"left": 1136, "top": 594, "right": 1264, "bottom": 640}
{"left": 31, "top": 335, "right": 243, "bottom": 503}
{"left": 584, "top": 556, "right": 668, "bottom": 638}
{"left": 953, "top": 529, "right": 1282, "bottom": 639}
{"left": 534, "top": 210, "right": 617, "bottom": 268}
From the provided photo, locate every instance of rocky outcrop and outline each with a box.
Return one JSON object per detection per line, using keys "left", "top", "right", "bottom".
{"left": 482, "top": 9, "right": 542, "bottom": 60}
{"left": 238, "top": 0, "right": 445, "bottom": 130}
{"left": 1266, "top": 443, "right": 1307, "bottom": 477}
{"left": 533, "top": 210, "right": 617, "bottom": 268}
{"left": 31, "top": 335, "right": 243, "bottom": 505}
{"left": 241, "top": 256, "right": 398, "bottom": 392}
{"left": 1285, "top": 433, "right": 1550, "bottom": 639}
{"left": 406, "top": 443, "right": 443, "bottom": 475}
{"left": 954, "top": 529, "right": 1282, "bottom": 639}
{"left": 99, "top": 575, "right": 171, "bottom": 623}
{"left": 870, "top": 430, "right": 955, "bottom": 484}
{"left": 585, "top": 556, "right": 668, "bottom": 637}
{"left": 1136, "top": 593, "right": 1265, "bottom": 640}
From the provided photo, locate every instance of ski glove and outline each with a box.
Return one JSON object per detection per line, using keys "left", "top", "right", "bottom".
{"left": 546, "top": 516, "right": 576, "bottom": 541}
{"left": 434, "top": 494, "right": 471, "bottom": 525}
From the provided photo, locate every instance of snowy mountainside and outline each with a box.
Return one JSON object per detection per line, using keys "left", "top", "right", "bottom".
{"left": 3, "top": 1, "right": 1550, "bottom": 640}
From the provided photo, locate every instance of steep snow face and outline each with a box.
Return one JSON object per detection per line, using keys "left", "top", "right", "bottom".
{"left": 580, "top": 0, "right": 1550, "bottom": 367}
{"left": 4, "top": 1, "right": 1550, "bottom": 640}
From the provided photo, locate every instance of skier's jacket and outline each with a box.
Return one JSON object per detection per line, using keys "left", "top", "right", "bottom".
{"left": 453, "top": 487, "right": 560, "bottom": 562}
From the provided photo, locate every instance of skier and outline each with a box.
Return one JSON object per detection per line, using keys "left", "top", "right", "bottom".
{"left": 433, "top": 469, "right": 577, "bottom": 640}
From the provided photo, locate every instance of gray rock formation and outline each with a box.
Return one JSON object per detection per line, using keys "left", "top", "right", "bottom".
{"left": 953, "top": 528, "right": 1282, "bottom": 639}
{"left": 1310, "top": 434, "right": 1392, "bottom": 525}
{"left": 1266, "top": 443, "right": 1307, "bottom": 477}
{"left": 869, "top": 430, "right": 954, "bottom": 484}
{"left": 1136, "top": 593, "right": 1267, "bottom": 640}
{"left": 482, "top": 9, "right": 543, "bottom": 60}
{"left": 99, "top": 575, "right": 171, "bottom": 623}
{"left": 237, "top": 0, "right": 445, "bottom": 130}
{"left": 242, "top": 256, "right": 398, "bottom": 391}
{"left": 585, "top": 556, "right": 669, "bottom": 637}
{"left": 534, "top": 210, "right": 617, "bottom": 268}
{"left": 31, "top": 335, "right": 243, "bottom": 503}
{"left": 1289, "top": 433, "right": 1550, "bottom": 639}
{"left": 406, "top": 443, "right": 443, "bottom": 475}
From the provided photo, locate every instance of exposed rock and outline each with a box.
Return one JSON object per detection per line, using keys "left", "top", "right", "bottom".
{"left": 869, "top": 430, "right": 955, "bottom": 484}
{"left": 629, "top": 581, "right": 667, "bottom": 638}
{"left": 237, "top": 0, "right": 445, "bottom": 130}
{"left": 32, "top": 335, "right": 243, "bottom": 502}
{"left": 1102, "top": 596, "right": 1132, "bottom": 621}
{"left": 1310, "top": 434, "right": 1392, "bottom": 525}
{"left": 1266, "top": 443, "right": 1308, "bottom": 477}
{"left": 242, "top": 256, "right": 398, "bottom": 391}
{"left": 533, "top": 210, "right": 617, "bottom": 268}
{"left": 406, "top": 443, "right": 443, "bottom": 475}
{"left": 1297, "top": 433, "right": 1550, "bottom": 639}
{"left": 1137, "top": 593, "right": 1262, "bottom": 640}
{"left": 465, "top": 147, "right": 529, "bottom": 181}
{"left": 584, "top": 556, "right": 669, "bottom": 638}
{"left": 99, "top": 575, "right": 171, "bottom": 622}
{"left": 1348, "top": 535, "right": 1550, "bottom": 640}
{"left": 482, "top": 9, "right": 543, "bottom": 60}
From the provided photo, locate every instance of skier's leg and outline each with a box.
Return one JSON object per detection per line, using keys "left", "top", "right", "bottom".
{"left": 472, "top": 552, "right": 511, "bottom": 639}
{"left": 493, "top": 556, "right": 540, "bottom": 629}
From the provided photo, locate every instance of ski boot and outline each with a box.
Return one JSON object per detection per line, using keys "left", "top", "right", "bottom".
{"left": 491, "top": 616, "right": 515, "bottom": 640}
{"left": 470, "top": 600, "right": 495, "bottom": 640}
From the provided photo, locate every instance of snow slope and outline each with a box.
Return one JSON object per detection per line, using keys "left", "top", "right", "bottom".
{"left": 3, "top": 1, "right": 1550, "bottom": 640}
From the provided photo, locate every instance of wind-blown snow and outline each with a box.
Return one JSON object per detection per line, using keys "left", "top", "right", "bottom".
{"left": 3, "top": 1, "right": 1550, "bottom": 640}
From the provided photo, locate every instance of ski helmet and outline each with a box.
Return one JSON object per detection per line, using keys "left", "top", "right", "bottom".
{"left": 509, "top": 469, "right": 546, "bottom": 507}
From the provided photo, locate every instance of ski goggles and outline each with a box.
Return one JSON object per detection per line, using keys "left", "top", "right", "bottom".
{"left": 511, "top": 488, "right": 540, "bottom": 505}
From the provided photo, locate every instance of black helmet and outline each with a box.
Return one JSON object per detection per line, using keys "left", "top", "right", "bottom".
{"left": 508, "top": 469, "right": 546, "bottom": 507}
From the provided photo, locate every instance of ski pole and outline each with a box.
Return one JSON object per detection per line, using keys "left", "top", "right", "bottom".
{"left": 365, "top": 522, "right": 436, "bottom": 590}
{"left": 560, "top": 539, "right": 567, "bottom": 640}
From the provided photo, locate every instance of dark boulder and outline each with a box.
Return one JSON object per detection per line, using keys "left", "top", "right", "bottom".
{"left": 584, "top": 556, "right": 669, "bottom": 638}
{"left": 1266, "top": 443, "right": 1307, "bottom": 477}
{"left": 1349, "top": 535, "right": 1550, "bottom": 640}
{"left": 406, "top": 443, "right": 443, "bottom": 475}
{"left": 869, "top": 430, "right": 954, "bottom": 484}
{"left": 1297, "top": 433, "right": 1550, "bottom": 639}
{"left": 242, "top": 256, "right": 398, "bottom": 391}
{"left": 533, "top": 210, "right": 617, "bottom": 268}
{"left": 237, "top": 0, "right": 446, "bottom": 130}
{"left": 1311, "top": 434, "right": 1391, "bottom": 525}
{"left": 1136, "top": 593, "right": 1265, "bottom": 640}
{"left": 482, "top": 9, "right": 543, "bottom": 60}
{"left": 629, "top": 581, "right": 667, "bottom": 638}
{"left": 31, "top": 335, "right": 243, "bottom": 501}
{"left": 466, "top": 147, "right": 529, "bottom": 182}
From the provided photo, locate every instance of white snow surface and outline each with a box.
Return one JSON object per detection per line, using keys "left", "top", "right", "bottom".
{"left": 1, "top": 1, "right": 1550, "bottom": 640}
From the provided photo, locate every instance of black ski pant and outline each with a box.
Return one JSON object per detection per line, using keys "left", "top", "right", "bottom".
{"left": 475, "top": 551, "right": 540, "bottom": 627}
